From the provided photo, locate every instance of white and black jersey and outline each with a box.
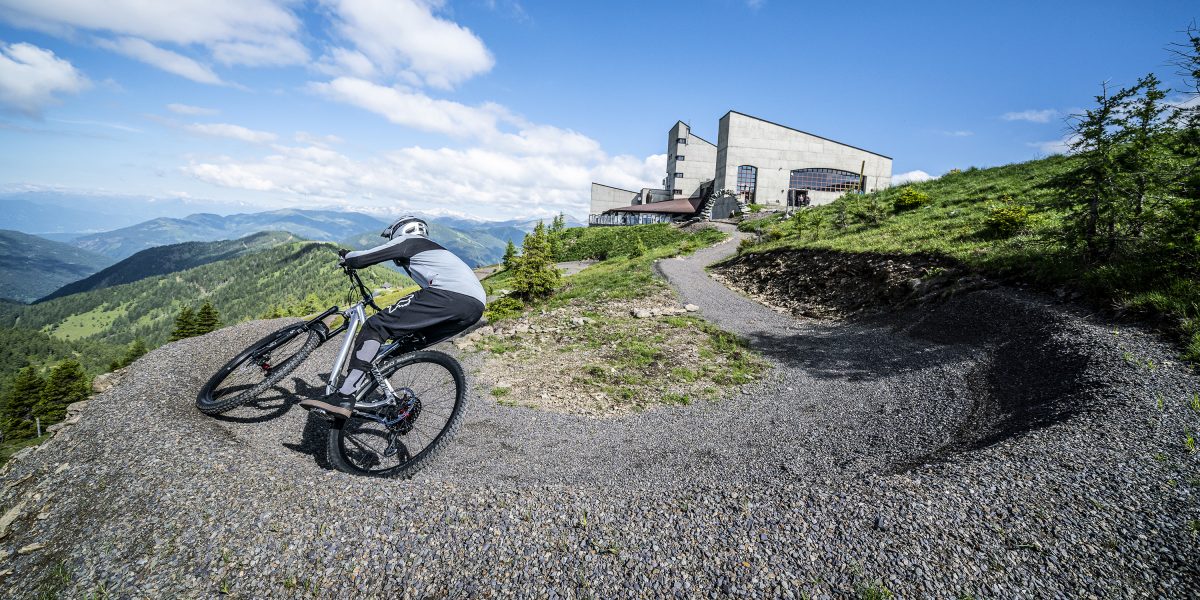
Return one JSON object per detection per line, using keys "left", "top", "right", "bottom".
{"left": 343, "top": 234, "right": 486, "bottom": 305}
{"left": 337, "top": 234, "right": 486, "bottom": 386}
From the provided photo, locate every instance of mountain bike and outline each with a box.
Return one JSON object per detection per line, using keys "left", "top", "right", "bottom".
{"left": 196, "top": 267, "right": 467, "bottom": 478}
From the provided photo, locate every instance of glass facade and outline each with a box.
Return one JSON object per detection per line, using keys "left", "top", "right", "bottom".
{"left": 788, "top": 168, "right": 862, "bottom": 193}
{"left": 736, "top": 165, "right": 757, "bottom": 203}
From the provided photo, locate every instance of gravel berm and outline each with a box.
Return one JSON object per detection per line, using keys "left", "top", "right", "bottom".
{"left": 1, "top": 228, "right": 1198, "bottom": 598}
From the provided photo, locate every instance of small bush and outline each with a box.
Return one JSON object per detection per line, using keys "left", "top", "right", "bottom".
{"left": 853, "top": 195, "right": 888, "bottom": 226}
{"left": 737, "top": 238, "right": 755, "bottom": 254}
{"left": 484, "top": 296, "right": 524, "bottom": 322}
{"left": 892, "top": 187, "right": 931, "bottom": 211}
{"left": 985, "top": 196, "right": 1031, "bottom": 237}
{"left": 747, "top": 203, "right": 762, "bottom": 213}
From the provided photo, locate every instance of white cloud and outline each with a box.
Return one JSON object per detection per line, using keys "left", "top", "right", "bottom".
{"left": 294, "top": 131, "right": 344, "bottom": 146}
{"left": 0, "top": 41, "right": 89, "bottom": 115}
{"left": 309, "top": 77, "right": 501, "bottom": 138}
{"left": 184, "top": 122, "right": 277, "bottom": 143}
{"left": 1002, "top": 109, "right": 1058, "bottom": 123}
{"left": 182, "top": 140, "right": 664, "bottom": 220}
{"left": 0, "top": 0, "right": 306, "bottom": 66}
{"left": 892, "top": 170, "right": 934, "bottom": 185}
{"left": 320, "top": 0, "right": 494, "bottom": 89}
{"left": 940, "top": 130, "right": 973, "bottom": 137}
{"left": 167, "top": 103, "right": 218, "bottom": 116}
{"left": 1027, "top": 136, "right": 1075, "bottom": 155}
{"left": 746, "top": 0, "right": 766, "bottom": 9}
{"left": 99, "top": 37, "right": 224, "bottom": 85}
{"left": 211, "top": 36, "right": 309, "bottom": 67}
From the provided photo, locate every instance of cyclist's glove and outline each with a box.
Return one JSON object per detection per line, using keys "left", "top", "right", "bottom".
{"left": 337, "top": 248, "right": 350, "bottom": 266}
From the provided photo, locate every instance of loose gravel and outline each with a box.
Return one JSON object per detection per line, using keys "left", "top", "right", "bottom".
{"left": 1, "top": 227, "right": 1198, "bottom": 598}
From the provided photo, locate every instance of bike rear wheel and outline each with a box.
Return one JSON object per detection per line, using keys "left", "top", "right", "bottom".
{"left": 196, "top": 323, "right": 324, "bottom": 414}
{"left": 326, "top": 350, "right": 466, "bottom": 478}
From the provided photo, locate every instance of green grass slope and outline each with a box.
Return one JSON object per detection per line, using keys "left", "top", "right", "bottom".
{"left": 736, "top": 155, "right": 1200, "bottom": 359}
{"left": 40, "top": 231, "right": 302, "bottom": 302}
{"left": 0, "top": 230, "right": 115, "bottom": 302}
{"left": 4, "top": 241, "right": 409, "bottom": 347}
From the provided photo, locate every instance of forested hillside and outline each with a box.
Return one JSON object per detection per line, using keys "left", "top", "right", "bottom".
{"left": 0, "top": 230, "right": 115, "bottom": 302}
{"left": 3, "top": 241, "right": 409, "bottom": 347}
{"left": 40, "top": 231, "right": 301, "bottom": 301}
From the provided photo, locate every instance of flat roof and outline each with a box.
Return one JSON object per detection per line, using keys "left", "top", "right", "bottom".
{"left": 724, "top": 110, "right": 892, "bottom": 160}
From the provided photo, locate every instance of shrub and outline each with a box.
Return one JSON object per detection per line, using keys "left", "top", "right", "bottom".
{"left": 985, "top": 196, "right": 1031, "bottom": 237}
{"left": 747, "top": 203, "right": 762, "bottom": 213}
{"left": 737, "top": 238, "right": 755, "bottom": 254}
{"left": 892, "top": 187, "right": 931, "bottom": 211}
{"left": 853, "top": 195, "right": 888, "bottom": 226}
{"left": 484, "top": 296, "right": 524, "bottom": 322}
{"left": 629, "top": 235, "right": 646, "bottom": 258}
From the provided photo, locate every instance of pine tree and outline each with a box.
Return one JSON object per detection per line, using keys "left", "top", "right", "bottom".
{"left": 502, "top": 240, "right": 518, "bottom": 271}
{"left": 549, "top": 213, "right": 566, "bottom": 261}
{"left": 1, "top": 366, "right": 44, "bottom": 440}
{"left": 195, "top": 300, "right": 221, "bottom": 334}
{"left": 169, "top": 306, "right": 196, "bottom": 342}
{"left": 35, "top": 360, "right": 89, "bottom": 426}
{"left": 512, "top": 221, "right": 560, "bottom": 300}
{"left": 120, "top": 338, "right": 148, "bottom": 367}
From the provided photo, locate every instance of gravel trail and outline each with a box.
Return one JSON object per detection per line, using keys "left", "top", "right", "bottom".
{"left": 1, "top": 228, "right": 1198, "bottom": 598}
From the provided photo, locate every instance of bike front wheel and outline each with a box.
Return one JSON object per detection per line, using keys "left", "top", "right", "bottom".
{"left": 196, "top": 323, "right": 324, "bottom": 414}
{"left": 327, "top": 350, "right": 466, "bottom": 478}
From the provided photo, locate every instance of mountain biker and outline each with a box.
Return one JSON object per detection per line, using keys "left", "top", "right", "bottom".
{"left": 302, "top": 215, "right": 486, "bottom": 411}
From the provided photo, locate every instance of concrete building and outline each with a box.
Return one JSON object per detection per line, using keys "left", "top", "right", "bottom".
{"left": 714, "top": 111, "right": 892, "bottom": 207}
{"left": 666, "top": 121, "right": 717, "bottom": 199}
{"left": 590, "top": 111, "right": 892, "bottom": 225}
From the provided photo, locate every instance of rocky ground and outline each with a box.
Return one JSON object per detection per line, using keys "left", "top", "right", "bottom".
{"left": 0, "top": 229, "right": 1197, "bottom": 598}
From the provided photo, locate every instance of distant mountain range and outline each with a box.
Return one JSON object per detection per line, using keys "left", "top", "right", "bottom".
{"left": 70, "top": 209, "right": 385, "bottom": 260}
{"left": 0, "top": 230, "right": 115, "bottom": 302}
{"left": 39, "top": 231, "right": 301, "bottom": 302}
{"left": 0, "top": 207, "right": 581, "bottom": 306}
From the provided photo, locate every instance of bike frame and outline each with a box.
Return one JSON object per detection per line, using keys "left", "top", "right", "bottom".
{"left": 304, "top": 267, "right": 413, "bottom": 410}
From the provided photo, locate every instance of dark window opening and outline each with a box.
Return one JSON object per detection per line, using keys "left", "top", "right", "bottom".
{"left": 788, "top": 168, "right": 862, "bottom": 193}
{"left": 676, "top": 155, "right": 685, "bottom": 161}
{"left": 674, "top": 172, "right": 683, "bottom": 178}
{"left": 736, "top": 165, "right": 757, "bottom": 203}
{"left": 676, "top": 137, "right": 687, "bottom": 144}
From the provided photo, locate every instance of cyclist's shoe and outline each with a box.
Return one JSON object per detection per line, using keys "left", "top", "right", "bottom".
{"left": 299, "top": 392, "right": 354, "bottom": 420}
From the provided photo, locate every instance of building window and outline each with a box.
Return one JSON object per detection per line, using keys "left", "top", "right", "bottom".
{"left": 673, "top": 189, "right": 682, "bottom": 195}
{"left": 676, "top": 137, "right": 687, "bottom": 145}
{"left": 674, "top": 172, "right": 684, "bottom": 178}
{"left": 676, "top": 155, "right": 685, "bottom": 161}
{"left": 789, "top": 168, "right": 863, "bottom": 193}
{"left": 736, "top": 165, "right": 757, "bottom": 203}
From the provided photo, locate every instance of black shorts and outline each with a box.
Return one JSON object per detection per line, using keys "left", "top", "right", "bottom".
{"left": 359, "top": 287, "right": 484, "bottom": 346}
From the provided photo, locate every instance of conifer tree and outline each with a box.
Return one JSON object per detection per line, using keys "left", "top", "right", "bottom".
{"left": 195, "top": 300, "right": 221, "bottom": 334}
{"left": 549, "top": 213, "right": 566, "bottom": 261}
{"left": 502, "top": 240, "right": 518, "bottom": 271}
{"left": 35, "top": 360, "right": 89, "bottom": 426}
{"left": 1, "top": 366, "right": 44, "bottom": 440}
{"left": 169, "top": 306, "right": 196, "bottom": 342}
{"left": 512, "top": 221, "right": 560, "bottom": 300}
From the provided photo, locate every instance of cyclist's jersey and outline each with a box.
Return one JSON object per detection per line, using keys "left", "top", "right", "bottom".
{"left": 343, "top": 235, "right": 486, "bottom": 305}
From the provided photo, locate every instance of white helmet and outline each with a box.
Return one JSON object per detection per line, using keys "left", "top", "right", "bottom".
{"left": 382, "top": 215, "right": 428, "bottom": 239}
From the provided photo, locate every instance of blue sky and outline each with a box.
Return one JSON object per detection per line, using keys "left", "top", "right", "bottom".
{"left": 0, "top": 0, "right": 1196, "bottom": 221}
